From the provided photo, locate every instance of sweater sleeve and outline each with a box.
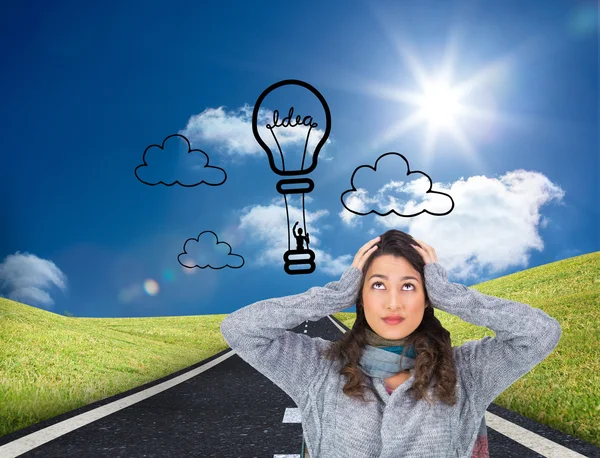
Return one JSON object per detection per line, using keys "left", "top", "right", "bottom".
{"left": 423, "top": 262, "right": 562, "bottom": 414}
{"left": 220, "top": 265, "right": 363, "bottom": 407}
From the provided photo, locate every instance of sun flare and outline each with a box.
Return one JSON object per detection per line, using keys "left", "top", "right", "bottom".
{"left": 418, "top": 80, "right": 462, "bottom": 128}
{"left": 363, "top": 34, "right": 516, "bottom": 169}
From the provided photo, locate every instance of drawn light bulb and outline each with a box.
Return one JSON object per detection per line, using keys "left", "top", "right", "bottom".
{"left": 252, "top": 79, "right": 331, "bottom": 275}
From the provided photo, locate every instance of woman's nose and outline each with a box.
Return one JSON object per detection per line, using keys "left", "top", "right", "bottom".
{"left": 386, "top": 289, "right": 405, "bottom": 310}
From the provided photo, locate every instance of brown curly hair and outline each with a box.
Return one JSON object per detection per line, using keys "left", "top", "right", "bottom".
{"left": 319, "top": 229, "right": 457, "bottom": 407}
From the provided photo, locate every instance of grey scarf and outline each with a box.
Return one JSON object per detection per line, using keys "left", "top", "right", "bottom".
{"left": 358, "top": 328, "right": 417, "bottom": 378}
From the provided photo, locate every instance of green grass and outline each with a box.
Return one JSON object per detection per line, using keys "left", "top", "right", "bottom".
{"left": 1, "top": 252, "right": 599, "bottom": 447}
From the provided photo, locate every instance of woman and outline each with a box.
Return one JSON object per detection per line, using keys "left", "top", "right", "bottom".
{"left": 220, "top": 229, "right": 562, "bottom": 457}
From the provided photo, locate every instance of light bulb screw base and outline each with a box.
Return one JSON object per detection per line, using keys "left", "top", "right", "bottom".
{"left": 276, "top": 177, "right": 314, "bottom": 195}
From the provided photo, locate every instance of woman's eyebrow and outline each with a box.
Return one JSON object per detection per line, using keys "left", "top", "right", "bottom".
{"left": 368, "top": 274, "right": 420, "bottom": 283}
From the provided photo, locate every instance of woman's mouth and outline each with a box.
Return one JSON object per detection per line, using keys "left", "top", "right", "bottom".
{"left": 382, "top": 317, "right": 404, "bottom": 325}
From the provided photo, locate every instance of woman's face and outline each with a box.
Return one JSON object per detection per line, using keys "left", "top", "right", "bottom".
{"left": 361, "top": 254, "right": 427, "bottom": 339}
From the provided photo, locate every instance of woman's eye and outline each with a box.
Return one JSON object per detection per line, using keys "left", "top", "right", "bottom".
{"left": 372, "top": 282, "right": 415, "bottom": 290}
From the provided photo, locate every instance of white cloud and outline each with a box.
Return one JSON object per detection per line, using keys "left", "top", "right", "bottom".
{"left": 178, "top": 231, "right": 244, "bottom": 269}
{"left": 339, "top": 188, "right": 369, "bottom": 226}
{"left": 340, "top": 153, "right": 453, "bottom": 218}
{"left": 237, "top": 199, "right": 351, "bottom": 276}
{"left": 340, "top": 169, "right": 565, "bottom": 280}
{"left": 0, "top": 252, "right": 68, "bottom": 309}
{"left": 179, "top": 104, "right": 334, "bottom": 164}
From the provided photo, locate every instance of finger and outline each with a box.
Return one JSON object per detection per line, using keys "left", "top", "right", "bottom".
{"left": 360, "top": 236, "right": 380, "bottom": 254}
{"left": 420, "top": 242, "right": 436, "bottom": 261}
{"left": 412, "top": 241, "right": 430, "bottom": 259}
{"left": 353, "top": 247, "right": 379, "bottom": 270}
{"left": 414, "top": 240, "right": 437, "bottom": 262}
{"left": 414, "top": 239, "right": 427, "bottom": 248}
{"left": 367, "top": 235, "right": 381, "bottom": 245}
{"left": 413, "top": 240, "right": 426, "bottom": 252}
{"left": 360, "top": 243, "right": 379, "bottom": 261}
{"left": 414, "top": 239, "right": 432, "bottom": 255}
{"left": 353, "top": 237, "right": 380, "bottom": 265}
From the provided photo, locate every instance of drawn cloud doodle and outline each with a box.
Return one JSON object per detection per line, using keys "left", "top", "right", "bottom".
{"left": 341, "top": 152, "right": 454, "bottom": 217}
{"left": 135, "top": 134, "right": 227, "bottom": 187}
{"left": 178, "top": 230, "right": 244, "bottom": 270}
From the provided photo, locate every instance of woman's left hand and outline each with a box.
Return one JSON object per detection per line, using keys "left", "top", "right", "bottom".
{"left": 412, "top": 239, "right": 438, "bottom": 264}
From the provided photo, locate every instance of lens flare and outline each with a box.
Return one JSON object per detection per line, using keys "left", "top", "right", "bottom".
{"left": 143, "top": 279, "right": 159, "bottom": 296}
{"left": 117, "top": 283, "right": 143, "bottom": 304}
{"left": 181, "top": 263, "right": 196, "bottom": 275}
{"left": 163, "top": 268, "right": 175, "bottom": 283}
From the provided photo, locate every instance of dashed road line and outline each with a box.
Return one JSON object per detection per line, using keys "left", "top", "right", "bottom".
{"left": 282, "top": 407, "right": 302, "bottom": 424}
{"left": 273, "top": 407, "right": 303, "bottom": 457}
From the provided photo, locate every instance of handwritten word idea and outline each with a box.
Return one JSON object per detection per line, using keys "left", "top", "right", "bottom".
{"left": 266, "top": 107, "right": 318, "bottom": 129}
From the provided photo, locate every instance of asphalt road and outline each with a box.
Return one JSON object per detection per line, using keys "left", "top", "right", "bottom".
{"left": 0, "top": 315, "right": 597, "bottom": 458}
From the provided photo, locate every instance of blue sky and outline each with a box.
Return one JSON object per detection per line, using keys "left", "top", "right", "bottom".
{"left": 0, "top": 0, "right": 597, "bottom": 318}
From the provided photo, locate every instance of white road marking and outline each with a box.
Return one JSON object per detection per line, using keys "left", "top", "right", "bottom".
{"left": 327, "top": 315, "right": 352, "bottom": 334}
{"left": 0, "top": 351, "right": 236, "bottom": 458}
{"left": 276, "top": 408, "right": 302, "bottom": 457}
{"left": 484, "top": 411, "right": 587, "bottom": 458}
{"left": 282, "top": 407, "right": 301, "bottom": 423}
{"left": 326, "top": 315, "right": 588, "bottom": 458}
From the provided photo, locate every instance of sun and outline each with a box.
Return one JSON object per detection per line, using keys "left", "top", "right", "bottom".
{"left": 418, "top": 80, "right": 462, "bottom": 129}
{"left": 369, "top": 65, "right": 484, "bottom": 165}
{"left": 361, "top": 34, "right": 513, "bottom": 169}
{"left": 369, "top": 68, "right": 478, "bottom": 165}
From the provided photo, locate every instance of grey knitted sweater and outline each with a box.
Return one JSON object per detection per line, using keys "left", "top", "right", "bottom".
{"left": 220, "top": 262, "right": 562, "bottom": 457}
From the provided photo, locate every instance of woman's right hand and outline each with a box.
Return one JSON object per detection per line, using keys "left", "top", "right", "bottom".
{"left": 350, "top": 236, "right": 380, "bottom": 271}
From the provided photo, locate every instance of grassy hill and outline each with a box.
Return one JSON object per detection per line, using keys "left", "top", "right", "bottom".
{"left": 1, "top": 251, "right": 598, "bottom": 446}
